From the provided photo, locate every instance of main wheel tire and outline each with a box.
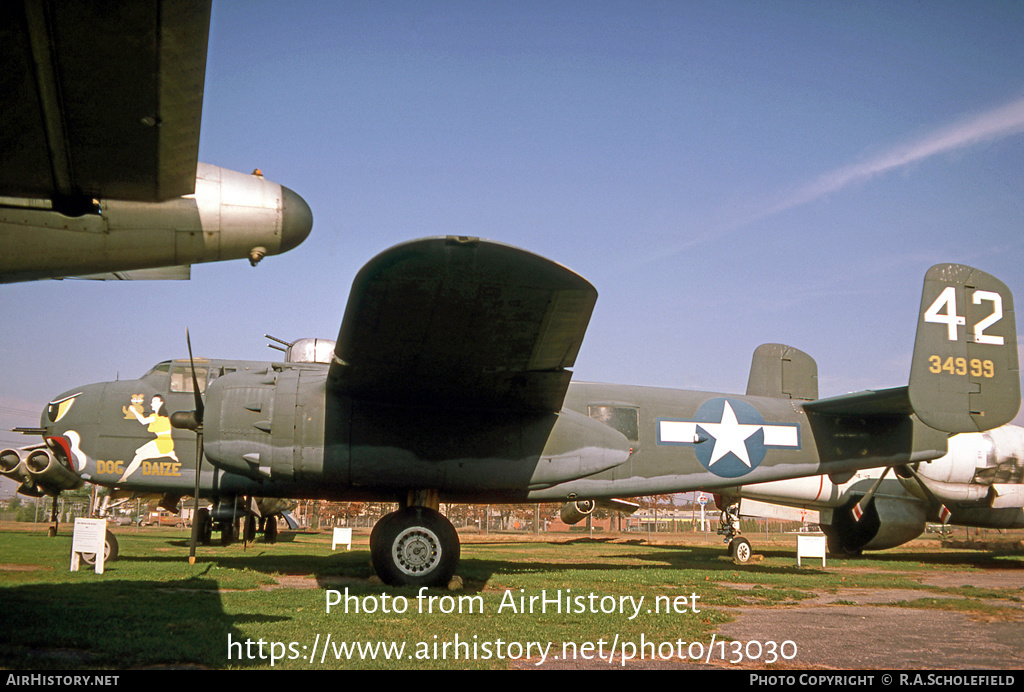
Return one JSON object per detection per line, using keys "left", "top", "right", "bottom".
{"left": 82, "top": 531, "right": 119, "bottom": 565}
{"left": 220, "top": 521, "right": 238, "bottom": 546}
{"left": 195, "top": 508, "right": 213, "bottom": 545}
{"left": 730, "top": 537, "right": 752, "bottom": 564}
{"left": 370, "top": 507, "right": 460, "bottom": 587}
{"left": 244, "top": 516, "right": 257, "bottom": 542}
{"left": 264, "top": 516, "right": 278, "bottom": 543}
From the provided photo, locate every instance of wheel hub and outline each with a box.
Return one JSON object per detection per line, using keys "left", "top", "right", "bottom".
{"left": 393, "top": 526, "right": 442, "bottom": 576}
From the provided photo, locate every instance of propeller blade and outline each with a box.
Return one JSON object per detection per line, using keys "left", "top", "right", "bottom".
{"left": 184, "top": 328, "right": 205, "bottom": 564}
{"left": 188, "top": 429, "right": 203, "bottom": 564}
{"left": 185, "top": 329, "right": 204, "bottom": 423}
{"left": 900, "top": 464, "right": 952, "bottom": 525}
{"left": 852, "top": 466, "right": 890, "bottom": 522}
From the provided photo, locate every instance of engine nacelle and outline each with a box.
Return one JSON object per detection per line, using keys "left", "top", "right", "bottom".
{"left": 908, "top": 426, "right": 1024, "bottom": 508}
{"left": 918, "top": 426, "right": 1024, "bottom": 486}
{"left": 820, "top": 495, "right": 926, "bottom": 554}
{"left": 202, "top": 368, "right": 631, "bottom": 495}
{"left": 560, "top": 499, "right": 596, "bottom": 525}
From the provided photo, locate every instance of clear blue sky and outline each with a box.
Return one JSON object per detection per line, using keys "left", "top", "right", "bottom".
{"left": 2, "top": 1, "right": 1023, "bottom": 470}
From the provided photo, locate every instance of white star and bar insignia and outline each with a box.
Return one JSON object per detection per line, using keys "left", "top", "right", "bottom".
{"left": 658, "top": 398, "right": 801, "bottom": 478}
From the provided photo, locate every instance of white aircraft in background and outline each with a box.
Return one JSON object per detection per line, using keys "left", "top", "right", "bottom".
{"left": 713, "top": 425, "right": 1024, "bottom": 561}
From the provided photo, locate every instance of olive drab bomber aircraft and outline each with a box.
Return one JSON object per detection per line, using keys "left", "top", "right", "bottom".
{"left": 3, "top": 237, "right": 1019, "bottom": 587}
{"left": 0, "top": 1, "right": 313, "bottom": 283}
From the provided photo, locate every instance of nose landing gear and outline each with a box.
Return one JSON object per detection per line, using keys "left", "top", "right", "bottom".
{"left": 718, "top": 503, "right": 754, "bottom": 564}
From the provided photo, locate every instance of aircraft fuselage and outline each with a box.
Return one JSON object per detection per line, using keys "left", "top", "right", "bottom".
{"left": 25, "top": 356, "right": 944, "bottom": 507}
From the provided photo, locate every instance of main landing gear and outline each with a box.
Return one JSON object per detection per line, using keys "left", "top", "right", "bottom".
{"left": 201, "top": 499, "right": 280, "bottom": 546}
{"left": 718, "top": 503, "right": 753, "bottom": 564}
{"left": 370, "top": 491, "right": 460, "bottom": 588}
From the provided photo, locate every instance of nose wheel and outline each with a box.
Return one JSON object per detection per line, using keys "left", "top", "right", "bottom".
{"left": 719, "top": 502, "right": 754, "bottom": 564}
{"left": 729, "top": 537, "right": 752, "bottom": 564}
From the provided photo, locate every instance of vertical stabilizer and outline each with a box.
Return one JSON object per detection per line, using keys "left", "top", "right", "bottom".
{"left": 746, "top": 343, "right": 818, "bottom": 400}
{"left": 909, "top": 264, "right": 1019, "bottom": 433}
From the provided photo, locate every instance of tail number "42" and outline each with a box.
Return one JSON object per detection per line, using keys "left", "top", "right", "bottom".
{"left": 924, "top": 286, "right": 1004, "bottom": 345}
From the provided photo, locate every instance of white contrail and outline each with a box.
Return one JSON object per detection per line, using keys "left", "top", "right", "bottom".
{"left": 761, "top": 94, "right": 1024, "bottom": 220}
{"left": 631, "top": 95, "right": 1024, "bottom": 267}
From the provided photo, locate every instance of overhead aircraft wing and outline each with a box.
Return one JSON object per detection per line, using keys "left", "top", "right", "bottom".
{"left": 73, "top": 266, "right": 192, "bottom": 281}
{"left": 0, "top": 0, "right": 210, "bottom": 203}
{"left": 328, "top": 237, "right": 598, "bottom": 412}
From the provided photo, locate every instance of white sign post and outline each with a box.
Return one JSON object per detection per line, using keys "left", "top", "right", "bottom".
{"left": 71, "top": 517, "right": 108, "bottom": 574}
{"left": 332, "top": 527, "right": 352, "bottom": 550}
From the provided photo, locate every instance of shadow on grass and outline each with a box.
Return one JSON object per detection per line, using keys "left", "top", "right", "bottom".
{"left": 0, "top": 574, "right": 282, "bottom": 670}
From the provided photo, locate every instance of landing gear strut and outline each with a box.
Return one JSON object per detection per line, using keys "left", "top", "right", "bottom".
{"left": 370, "top": 494, "right": 460, "bottom": 587}
{"left": 718, "top": 503, "right": 752, "bottom": 564}
{"left": 46, "top": 493, "right": 59, "bottom": 537}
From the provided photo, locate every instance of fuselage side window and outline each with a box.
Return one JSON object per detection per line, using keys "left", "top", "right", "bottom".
{"left": 588, "top": 405, "right": 639, "bottom": 442}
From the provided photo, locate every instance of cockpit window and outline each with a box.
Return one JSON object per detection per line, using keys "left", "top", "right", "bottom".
{"left": 588, "top": 405, "right": 639, "bottom": 442}
{"left": 170, "top": 364, "right": 209, "bottom": 393}
{"left": 143, "top": 362, "right": 171, "bottom": 377}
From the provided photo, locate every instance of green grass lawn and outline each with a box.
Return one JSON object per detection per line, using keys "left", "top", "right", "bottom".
{"left": 1, "top": 525, "right": 1020, "bottom": 669}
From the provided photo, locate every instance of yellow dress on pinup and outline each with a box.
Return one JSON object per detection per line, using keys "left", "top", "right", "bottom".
{"left": 148, "top": 415, "right": 175, "bottom": 455}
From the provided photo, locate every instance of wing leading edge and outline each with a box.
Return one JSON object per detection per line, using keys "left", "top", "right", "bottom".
{"left": 328, "top": 237, "right": 597, "bottom": 413}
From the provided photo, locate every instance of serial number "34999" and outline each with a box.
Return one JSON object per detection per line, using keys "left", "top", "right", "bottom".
{"left": 927, "top": 355, "right": 994, "bottom": 378}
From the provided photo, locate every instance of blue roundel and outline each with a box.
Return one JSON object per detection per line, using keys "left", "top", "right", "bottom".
{"left": 693, "top": 398, "right": 768, "bottom": 478}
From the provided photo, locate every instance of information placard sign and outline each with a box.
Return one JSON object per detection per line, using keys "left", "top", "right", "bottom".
{"left": 70, "top": 517, "right": 107, "bottom": 574}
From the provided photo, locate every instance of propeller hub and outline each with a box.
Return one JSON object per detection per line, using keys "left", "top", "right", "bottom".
{"left": 170, "top": 410, "right": 200, "bottom": 432}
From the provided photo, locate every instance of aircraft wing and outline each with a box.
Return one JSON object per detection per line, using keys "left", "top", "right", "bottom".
{"left": 0, "top": 1, "right": 210, "bottom": 202}
{"left": 328, "top": 237, "right": 598, "bottom": 412}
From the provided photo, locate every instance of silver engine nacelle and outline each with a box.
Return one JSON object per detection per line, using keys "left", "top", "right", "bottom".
{"left": 560, "top": 499, "right": 596, "bottom": 525}
{"left": 909, "top": 426, "right": 1024, "bottom": 509}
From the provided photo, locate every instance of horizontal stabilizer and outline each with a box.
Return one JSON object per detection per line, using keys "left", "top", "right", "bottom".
{"left": 799, "top": 264, "right": 1018, "bottom": 471}
{"left": 802, "top": 386, "right": 911, "bottom": 417}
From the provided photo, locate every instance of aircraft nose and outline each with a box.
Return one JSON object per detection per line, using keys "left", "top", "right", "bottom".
{"left": 280, "top": 185, "right": 314, "bottom": 253}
